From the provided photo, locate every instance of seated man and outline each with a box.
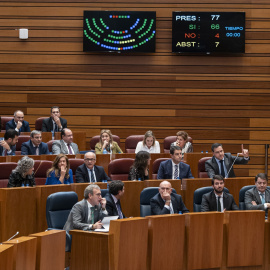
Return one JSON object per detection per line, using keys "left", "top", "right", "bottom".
{"left": 42, "top": 106, "right": 67, "bottom": 132}
{"left": 21, "top": 130, "right": 50, "bottom": 155}
{"left": 52, "top": 128, "right": 80, "bottom": 155}
{"left": 64, "top": 184, "right": 107, "bottom": 232}
{"left": 157, "top": 145, "right": 194, "bottom": 179}
{"left": 245, "top": 173, "right": 270, "bottom": 218}
{"left": 6, "top": 110, "right": 30, "bottom": 134}
{"left": 0, "top": 129, "right": 18, "bottom": 156}
{"left": 205, "top": 143, "right": 249, "bottom": 178}
{"left": 201, "top": 175, "right": 239, "bottom": 212}
{"left": 75, "top": 152, "right": 110, "bottom": 183}
{"left": 105, "top": 180, "right": 125, "bottom": 219}
{"left": 150, "top": 180, "right": 189, "bottom": 215}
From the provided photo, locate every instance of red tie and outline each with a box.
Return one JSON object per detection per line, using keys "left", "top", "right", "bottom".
{"left": 67, "top": 144, "right": 73, "bottom": 154}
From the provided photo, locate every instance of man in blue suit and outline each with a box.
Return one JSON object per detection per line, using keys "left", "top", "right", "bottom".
{"left": 21, "top": 130, "right": 50, "bottom": 155}
{"left": 157, "top": 145, "right": 194, "bottom": 179}
{"left": 6, "top": 110, "right": 30, "bottom": 135}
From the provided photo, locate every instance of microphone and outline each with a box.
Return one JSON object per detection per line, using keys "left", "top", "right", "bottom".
{"left": 225, "top": 153, "right": 239, "bottom": 179}
{"left": 0, "top": 231, "right": 19, "bottom": 244}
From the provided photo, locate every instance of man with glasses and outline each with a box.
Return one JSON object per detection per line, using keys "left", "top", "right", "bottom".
{"left": 75, "top": 152, "right": 111, "bottom": 183}
{"left": 64, "top": 184, "right": 108, "bottom": 231}
{"left": 245, "top": 173, "right": 270, "bottom": 218}
{"left": 150, "top": 180, "right": 189, "bottom": 215}
{"left": 157, "top": 145, "right": 194, "bottom": 180}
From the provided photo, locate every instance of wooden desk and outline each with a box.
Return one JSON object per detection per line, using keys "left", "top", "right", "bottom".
{"left": 3, "top": 236, "right": 37, "bottom": 270}
{"left": 0, "top": 187, "right": 36, "bottom": 243}
{"left": 0, "top": 244, "right": 14, "bottom": 270}
{"left": 147, "top": 214, "right": 185, "bottom": 270}
{"left": 30, "top": 230, "right": 65, "bottom": 270}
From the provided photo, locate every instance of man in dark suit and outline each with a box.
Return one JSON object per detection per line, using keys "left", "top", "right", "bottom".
{"left": 245, "top": 173, "right": 270, "bottom": 218}
{"left": 63, "top": 184, "right": 108, "bottom": 232}
{"left": 201, "top": 175, "right": 239, "bottom": 212}
{"left": 42, "top": 106, "right": 67, "bottom": 133}
{"left": 6, "top": 110, "right": 30, "bottom": 135}
{"left": 52, "top": 128, "right": 80, "bottom": 155}
{"left": 21, "top": 130, "right": 50, "bottom": 155}
{"left": 75, "top": 152, "right": 110, "bottom": 183}
{"left": 0, "top": 129, "right": 18, "bottom": 156}
{"left": 104, "top": 180, "right": 125, "bottom": 218}
{"left": 157, "top": 145, "right": 193, "bottom": 179}
{"left": 150, "top": 180, "right": 189, "bottom": 215}
{"left": 205, "top": 143, "right": 249, "bottom": 178}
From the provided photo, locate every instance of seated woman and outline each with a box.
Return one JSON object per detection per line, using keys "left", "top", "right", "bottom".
{"left": 45, "top": 154, "right": 73, "bottom": 185}
{"left": 171, "top": 131, "right": 193, "bottom": 154}
{"left": 95, "top": 129, "right": 123, "bottom": 154}
{"left": 135, "top": 130, "right": 160, "bottom": 154}
{"left": 128, "top": 151, "right": 150, "bottom": 181}
{"left": 7, "top": 156, "right": 36, "bottom": 187}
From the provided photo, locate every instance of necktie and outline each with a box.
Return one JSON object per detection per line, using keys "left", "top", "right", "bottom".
{"left": 217, "top": 196, "right": 221, "bottom": 212}
{"left": 260, "top": 193, "right": 265, "bottom": 204}
{"left": 90, "top": 207, "right": 95, "bottom": 224}
{"left": 35, "top": 146, "right": 39, "bottom": 155}
{"left": 174, "top": 164, "right": 179, "bottom": 179}
{"left": 67, "top": 144, "right": 73, "bottom": 154}
{"left": 219, "top": 160, "right": 225, "bottom": 177}
{"left": 90, "top": 169, "right": 95, "bottom": 182}
{"left": 54, "top": 122, "right": 58, "bottom": 132}
{"left": 3, "top": 149, "right": 8, "bottom": 156}
{"left": 116, "top": 201, "right": 123, "bottom": 219}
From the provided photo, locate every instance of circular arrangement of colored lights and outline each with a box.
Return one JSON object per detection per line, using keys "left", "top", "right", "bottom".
{"left": 84, "top": 12, "right": 156, "bottom": 51}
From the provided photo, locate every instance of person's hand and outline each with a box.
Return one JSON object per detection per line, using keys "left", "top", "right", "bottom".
{"left": 222, "top": 208, "right": 227, "bottom": 212}
{"left": 239, "top": 144, "right": 249, "bottom": 158}
{"left": 251, "top": 201, "right": 257, "bottom": 206}
{"left": 59, "top": 166, "right": 67, "bottom": 183}
{"left": 16, "top": 121, "right": 22, "bottom": 130}
{"left": 53, "top": 116, "right": 61, "bottom": 128}
{"left": 100, "top": 197, "right": 106, "bottom": 209}
{"left": 162, "top": 192, "right": 171, "bottom": 202}
{"left": 266, "top": 203, "right": 270, "bottom": 208}
{"left": 0, "top": 140, "right": 10, "bottom": 151}
{"left": 102, "top": 140, "right": 109, "bottom": 149}
{"left": 93, "top": 220, "right": 103, "bottom": 229}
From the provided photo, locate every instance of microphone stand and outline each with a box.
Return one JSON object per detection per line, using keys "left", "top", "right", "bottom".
{"left": 225, "top": 153, "right": 239, "bottom": 179}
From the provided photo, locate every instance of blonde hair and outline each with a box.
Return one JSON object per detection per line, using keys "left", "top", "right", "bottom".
{"left": 143, "top": 130, "right": 156, "bottom": 147}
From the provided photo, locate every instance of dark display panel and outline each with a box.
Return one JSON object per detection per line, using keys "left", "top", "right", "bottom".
{"left": 83, "top": 11, "right": 156, "bottom": 52}
{"left": 172, "top": 12, "right": 245, "bottom": 53}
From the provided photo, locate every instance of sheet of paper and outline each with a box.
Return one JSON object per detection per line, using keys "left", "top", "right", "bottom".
{"left": 95, "top": 216, "right": 119, "bottom": 232}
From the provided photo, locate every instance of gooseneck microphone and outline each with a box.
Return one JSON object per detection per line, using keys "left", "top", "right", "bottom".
{"left": 225, "top": 153, "right": 239, "bottom": 179}
{"left": 0, "top": 231, "right": 19, "bottom": 244}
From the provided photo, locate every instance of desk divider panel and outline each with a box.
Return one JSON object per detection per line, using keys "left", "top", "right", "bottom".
{"left": 0, "top": 244, "right": 14, "bottom": 270}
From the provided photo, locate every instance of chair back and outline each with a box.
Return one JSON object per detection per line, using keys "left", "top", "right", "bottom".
{"left": 34, "top": 160, "right": 53, "bottom": 185}
{"left": 239, "top": 185, "right": 256, "bottom": 210}
{"left": 0, "top": 162, "right": 17, "bottom": 188}
{"left": 152, "top": 158, "right": 170, "bottom": 179}
{"left": 125, "top": 135, "right": 144, "bottom": 153}
{"left": 16, "top": 135, "right": 31, "bottom": 151}
{"left": 69, "top": 158, "right": 84, "bottom": 182}
{"left": 1, "top": 116, "right": 13, "bottom": 131}
{"left": 90, "top": 135, "right": 120, "bottom": 151}
{"left": 108, "top": 158, "right": 134, "bottom": 180}
{"left": 46, "top": 140, "right": 55, "bottom": 153}
{"left": 35, "top": 117, "right": 47, "bottom": 131}
{"left": 198, "top": 157, "right": 212, "bottom": 178}
{"left": 101, "top": 189, "right": 109, "bottom": 197}
{"left": 193, "top": 186, "right": 229, "bottom": 212}
{"left": 163, "top": 135, "right": 193, "bottom": 153}
{"left": 46, "top": 191, "right": 78, "bottom": 229}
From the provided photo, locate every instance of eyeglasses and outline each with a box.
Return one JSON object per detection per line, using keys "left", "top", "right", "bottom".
{"left": 84, "top": 158, "right": 96, "bottom": 162}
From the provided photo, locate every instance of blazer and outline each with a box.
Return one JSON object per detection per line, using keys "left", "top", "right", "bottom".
{"left": 104, "top": 193, "right": 125, "bottom": 218}
{"left": 150, "top": 193, "right": 189, "bottom": 215}
{"left": 201, "top": 190, "right": 239, "bottom": 212}
{"left": 21, "top": 140, "right": 50, "bottom": 155}
{"left": 95, "top": 141, "right": 123, "bottom": 154}
{"left": 157, "top": 159, "right": 194, "bottom": 179}
{"left": 0, "top": 144, "right": 16, "bottom": 156}
{"left": 45, "top": 169, "right": 73, "bottom": 185}
{"left": 245, "top": 187, "right": 270, "bottom": 212}
{"left": 52, "top": 140, "right": 80, "bottom": 155}
{"left": 7, "top": 171, "right": 36, "bottom": 187}
{"left": 6, "top": 119, "right": 30, "bottom": 134}
{"left": 75, "top": 164, "right": 111, "bottom": 183}
{"left": 41, "top": 117, "right": 67, "bottom": 132}
{"left": 205, "top": 153, "right": 249, "bottom": 178}
{"left": 63, "top": 199, "right": 107, "bottom": 232}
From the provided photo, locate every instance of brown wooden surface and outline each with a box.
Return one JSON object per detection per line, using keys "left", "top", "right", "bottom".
{"left": 0, "top": 187, "right": 36, "bottom": 243}
{"left": 109, "top": 217, "right": 148, "bottom": 270}
{"left": 185, "top": 212, "right": 224, "bottom": 270}
{"left": 35, "top": 184, "right": 72, "bottom": 232}
{"left": 3, "top": 236, "right": 37, "bottom": 270}
{"left": 147, "top": 214, "right": 185, "bottom": 270}
{"left": 30, "top": 230, "right": 66, "bottom": 270}
{"left": 0, "top": 244, "right": 14, "bottom": 270}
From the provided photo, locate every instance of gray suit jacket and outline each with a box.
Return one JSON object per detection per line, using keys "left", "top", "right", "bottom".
{"left": 245, "top": 187, "right": 270, "bottom": 212}
{"left": 52, "top": 140, "right": 79, "bottom": 155}
{"left": 63, "top": 199, "right": 106, "bottom": 232}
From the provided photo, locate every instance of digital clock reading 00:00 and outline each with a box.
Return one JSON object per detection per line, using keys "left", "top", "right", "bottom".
{"left": 172, "top": 12, "right": 245, "bottom": 53}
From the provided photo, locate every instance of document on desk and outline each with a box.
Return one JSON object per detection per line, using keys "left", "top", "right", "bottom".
{"left": 95, "top": 216, "right": 119, "bottom": 232}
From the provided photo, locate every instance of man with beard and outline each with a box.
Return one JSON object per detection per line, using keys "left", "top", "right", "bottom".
{"left": 201, "top": 175, "right": 239, "bottom": 212}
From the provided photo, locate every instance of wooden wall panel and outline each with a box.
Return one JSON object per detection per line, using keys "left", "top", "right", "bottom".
{"left": 0, "top": 0, "right": 270, "bottom": 176}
